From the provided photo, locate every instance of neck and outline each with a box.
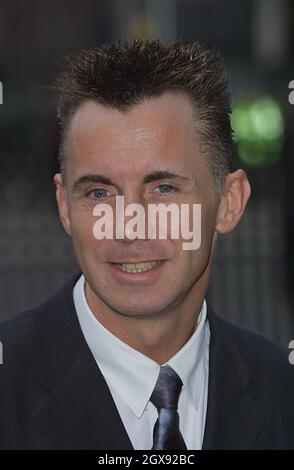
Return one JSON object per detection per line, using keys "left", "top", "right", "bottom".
{"left": 84, "top": 271, "right": 210, "bottom": 365}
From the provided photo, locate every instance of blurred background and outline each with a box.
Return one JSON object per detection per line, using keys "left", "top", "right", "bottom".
{"left": 0, "top": 0, "right": 293, "bottom": 348}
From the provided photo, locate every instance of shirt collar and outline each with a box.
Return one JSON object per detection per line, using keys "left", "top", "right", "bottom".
{"left": 165, "top": 300, "right": 208, "bottom": 410}
{"left": 73, "top": 274, "right": 208, "bottom": 418}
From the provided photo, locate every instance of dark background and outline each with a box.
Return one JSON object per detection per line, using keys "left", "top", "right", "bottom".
{"left": 0, "top": 0, "right": 293, "bottom": 348}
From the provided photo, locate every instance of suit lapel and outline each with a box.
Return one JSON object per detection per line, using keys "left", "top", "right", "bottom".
{"left": 31, "top": 273, "right": 133, "bottom": 450}
{"left": 202, "top": 307, "right": 265, "bottom": 449}
{"left": 33, "top": 347, "right": 133, "bottom": 450}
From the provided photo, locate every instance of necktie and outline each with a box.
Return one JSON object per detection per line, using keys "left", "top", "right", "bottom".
{"left": 150, "top": 365, "right": 187, "bottom": 450}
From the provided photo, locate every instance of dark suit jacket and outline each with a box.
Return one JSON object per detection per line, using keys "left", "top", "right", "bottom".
{"left": 0, "top": 272, "right": 293, "bottom": 450}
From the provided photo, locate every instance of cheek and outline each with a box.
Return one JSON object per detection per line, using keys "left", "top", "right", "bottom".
{"left": 69, "top": 207, "right": 96, "bottom": 249}
{"left": 200, "top": 198, "right": 218, "bottom": 237}
{"left": 171, "top": 208, "right": 216, "bottom": 270}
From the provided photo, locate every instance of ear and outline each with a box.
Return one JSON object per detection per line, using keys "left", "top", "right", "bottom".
{"left": 216, "top": 169, "right": 251, "bottom": 234}
{"left": 53, "top": 173, "right": 72, "bottom": 236}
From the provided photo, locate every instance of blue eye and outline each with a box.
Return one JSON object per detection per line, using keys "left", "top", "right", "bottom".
{"left": 89, "top": 188, "right": 109, "bottom": 199}
{"left": 156, "top": 184, "right": 174, "bottom": 193}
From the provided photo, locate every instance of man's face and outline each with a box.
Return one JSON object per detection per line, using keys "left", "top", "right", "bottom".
{"left": 58, "top": 92, "right": 220, "bottom": 317}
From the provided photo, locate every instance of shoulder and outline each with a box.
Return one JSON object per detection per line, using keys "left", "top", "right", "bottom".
{"left": 207, "top": 307, "right": 294, "bottom": 447}
{"left": 0, "top": 272, "right": 81, "bottom": 371}
{"left": 0, "top": 305, "right": 57, "bottom": 393}
{"left": 218, "top": 313, "right": 288, "bottom": 362}
{"left": 208, "top": 307, "right": 294, "bottom": 390}
{"left": 0, "top": 308, "right": 40, "bottom": 364}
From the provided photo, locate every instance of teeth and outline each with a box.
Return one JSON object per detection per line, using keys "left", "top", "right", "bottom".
{"left": 116, "top": 261, "right": 161, "bottom": 273}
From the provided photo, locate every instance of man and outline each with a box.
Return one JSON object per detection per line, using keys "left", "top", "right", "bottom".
{"left": 0, "top": 39, "right": 293, "bottom": 450}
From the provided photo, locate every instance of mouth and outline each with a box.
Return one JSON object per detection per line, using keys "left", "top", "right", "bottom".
{"left": 111, "top": 260, "right": 162, "bottom": 273}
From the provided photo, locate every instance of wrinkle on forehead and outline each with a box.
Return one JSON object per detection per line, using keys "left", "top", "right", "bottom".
{"left": 64, "top": 93, "right": 202, "bottom": 181}
{"left": 103, "top": 127, "right": 161, "bottom": 151}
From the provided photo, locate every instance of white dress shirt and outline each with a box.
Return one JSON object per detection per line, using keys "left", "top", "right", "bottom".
{"left": 73, "top": 274, "right": 210, "bottom": 450}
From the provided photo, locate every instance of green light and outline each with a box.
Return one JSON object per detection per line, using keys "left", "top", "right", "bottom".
{"left": 250, "top": 98, "right": 283, "bottom": 141}
{"left": 231, "top": 96, "right": 284, "bottom": 167}
{"left": 232, "top": 107, "right": 255, "bottom": 142}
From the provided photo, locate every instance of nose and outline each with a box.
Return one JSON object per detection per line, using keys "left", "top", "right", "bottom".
{"left": 114, "top": 192, "right": 148, "bottom": 243}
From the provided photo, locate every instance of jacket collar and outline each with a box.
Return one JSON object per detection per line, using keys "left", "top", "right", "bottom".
{"left": 202, "top": 306, "right": 265, "bottom": 449}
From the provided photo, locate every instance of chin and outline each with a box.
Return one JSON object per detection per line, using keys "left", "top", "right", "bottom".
{"left": 106, "top": 297, "right": 171, "bottom": 318}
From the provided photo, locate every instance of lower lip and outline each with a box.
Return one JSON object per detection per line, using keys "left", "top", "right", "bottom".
{"left": 109, "top": 261, "right": 166, "bottom": 283}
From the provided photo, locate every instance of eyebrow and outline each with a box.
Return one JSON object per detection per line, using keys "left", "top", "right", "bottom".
{"left": 71, "top": 170, "right": 190, "bottom": 192}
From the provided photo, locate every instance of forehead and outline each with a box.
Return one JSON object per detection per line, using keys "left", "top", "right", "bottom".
{"left": 65, "top": 92, "right": 202, "bottom": 176}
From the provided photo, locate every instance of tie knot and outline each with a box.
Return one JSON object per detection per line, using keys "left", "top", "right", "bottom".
{"left": 150, "top": 365, "right": 183, "bottom": 410}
